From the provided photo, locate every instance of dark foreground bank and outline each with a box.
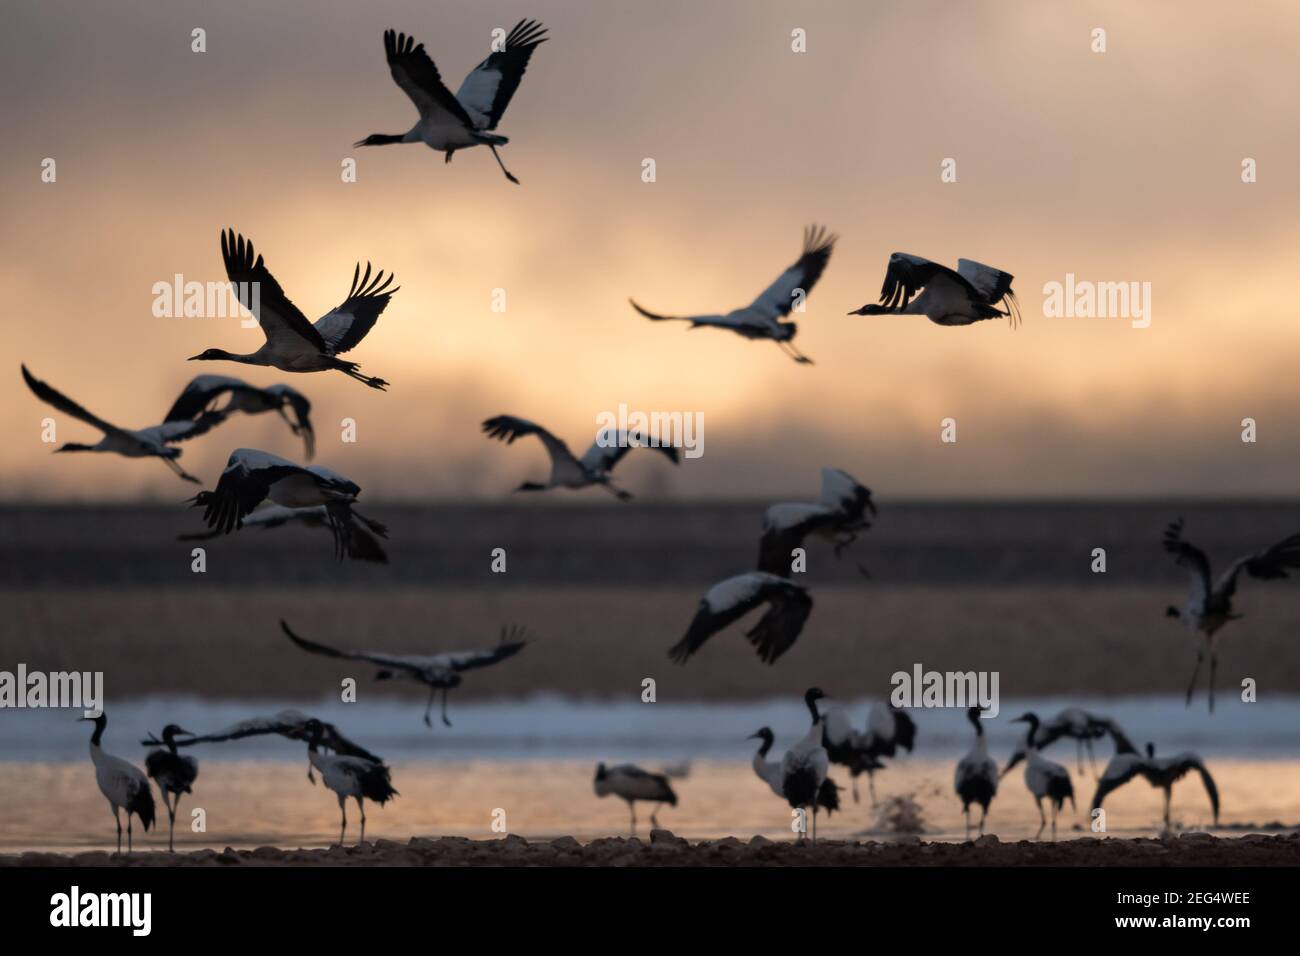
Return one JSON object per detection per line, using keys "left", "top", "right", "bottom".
{"left": 5, "top": 830, "right": 1298, "bottom": 867}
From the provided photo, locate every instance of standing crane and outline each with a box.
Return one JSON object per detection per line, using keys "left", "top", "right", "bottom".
{"left": 144, "top": 724, "right": 199, "bottom": 852}
{"left": 81, "top": 713, "right": 155, "bottom": 853}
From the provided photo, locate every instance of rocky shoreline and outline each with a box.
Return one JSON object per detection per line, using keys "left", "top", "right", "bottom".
{"left": 6, "top": 830, "right": 1299, "bottom": 867}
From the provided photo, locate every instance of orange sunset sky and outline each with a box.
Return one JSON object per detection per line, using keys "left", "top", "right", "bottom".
{"left": 2, "top": 0, "right": 1299, "bottom": 501}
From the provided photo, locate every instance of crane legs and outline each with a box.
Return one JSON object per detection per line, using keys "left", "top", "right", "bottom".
{"left": 113, "top": 806, "right": 123, "bottom": 854}
{"left": 423, "top": 687, "right": 435, "bottom": 728}
{"left": 488, "top": 145, "right": 520, "bottom": 185}
{"left": 1185, "top": 644, "right": 1219, "bottom": 713}
{"left": 775, "top": 340, "right": 814, "bottom": 364}
{"left": 1034, "top": 796, "right": 1046, "bottom": 840}
{"left": 162, "top": 792, "right": 181, "bottom": 852}
{"left": 1185, "top": 648, "right": 1204, "bottom": 707}
{"left": 336, "top": 793, "right": 347, "bottom": 845}
{"left": 625, "top": 799, "right": 636, "bottom": 837}
{"left": 160, "top": 457, "right": 202, "bottom": 484}
{"left": 356, "top": 796, "right": 367, "bottom": 844}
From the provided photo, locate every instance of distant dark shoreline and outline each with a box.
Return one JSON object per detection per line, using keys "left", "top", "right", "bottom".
{"left": 4, "top": 499, "right": 1299, "bottom": 589}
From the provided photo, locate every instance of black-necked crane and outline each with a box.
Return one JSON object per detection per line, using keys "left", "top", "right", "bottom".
{"left": 481, "top": 415, "right": 679, "bottom": 501}
{"left": 1002, "top": 708, "right": 1124, "bottom": 777}
{"left": 302, "top": 719, "right": 398, "bottom": 845}
{"left": 593, "top": 763, "right": 677, "bottom": 835}
{"left": 190, "top": 448, "right": 374, "bottom": 560}
{"left": 144, "top": 724, "right": 199, "bottom": 852}
{"left": 164, "top": 375, "right": 316, "bottom": 459}
{"left": 781, "top": 688, "right": 832, "bottom": 841}
{"left": 1163, "top": 517, "right": 1300, "bottom": 712}
{"left": 355, "top": 20, "right": 548, "bottom": 184}
{"left": 281, "top": 620, "right": 531, "bottom": 727}
{"left": 1091, "top": 741, "right": 1220, "bottom": 831}
{"left": 954, "top": 707, "right": 998, "bottom": 838}
{"left": 667, "top": 572, "right": 813, "bottom": 665}
{"left": 21, "top": 365, "right": 223, "bottom": 483}
{"left": 630, "top": 225, "right": 836, "bottom": 364}
{"left": 820, "top": 701, "right": 916, "bottom": 804}
{"left": 757, "top": 468, "right": 876, "bottom": 577}
{"left": 849, "top": 252, "right": 1020, "bottom": 329}
{"left": 820, "top": 705, "right": 882, "bottom": 804}
{"left": 144, "top": 709, "right": 383, "bottom": 784}
{"left": 1011, "top": 712, "right": 1075, "bottom": 840}
{"left": 188, "top": 231, "right": 395, "bottom": 390}
{"left": 179, "top": 502, "right": 390, "bottom": 563}
{"left": 750, "top": 727, "right": 840, "bottom": 816}
{"left": 81, "top": 713, "right": 155, "bottom": 853}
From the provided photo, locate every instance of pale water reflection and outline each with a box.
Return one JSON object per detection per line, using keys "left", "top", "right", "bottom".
{"left": 2, "top": 758, "right": 1296, "bottom": 854}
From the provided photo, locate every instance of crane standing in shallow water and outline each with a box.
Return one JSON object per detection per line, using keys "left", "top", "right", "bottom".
{"left": 81, "top": 713, "right": 155, "bottom": 854}
{"left": 1091, "top": 740, "right": 1219, "bottom": 831}
{"left": 782, "top": 688, "right": 832, "bottom": 842}
{"left": 144, "top": 724, "right": 199, "bottom": 852}
{"left": 1011, "top": 712, "right": 1075, "bottom": 840}
{"left": 593, "top": 764, "right": 678, "bottom": 835}
{"left": 302, "top": 719, "right": 398, "bottom": 845}
{"left": 954, "top": 707, "right": 998, "bottom": 838}
{"left": 749, "top": 727, "right": 841, "bottom": 818}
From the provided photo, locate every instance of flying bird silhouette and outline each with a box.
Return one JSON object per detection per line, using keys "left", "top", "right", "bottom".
{"left": 631, "top": 225, "right": 836, "bottom": 364}
{"left": 22, "top": 364, "right": 222, "bottom": 483}
{"left": 189, "top": 230, "right": 396, "bottom": 390}
{"left": 355, "top": 21, "right": 549, "bottom": 184}
{"left": 850, "top": 253, "right": 1020, "bottom": 328}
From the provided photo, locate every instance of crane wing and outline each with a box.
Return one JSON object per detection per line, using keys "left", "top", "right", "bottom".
{"left": 746, "top": 225, "right": 836, "bottom": 321}
{"left": 1162, "top": 518, "right": 1213, "bottom": 603}
{"left": 876, "top": 252, "right": 977, "bottom": 310}
{"left": 1216, "top": 532, "right": 1300, "bottom": 598}
{"left": 314, "top": 263, "right": 397, "bottom": 356}
{"left": 454, "top": 19, "right": 548, "bottom": 130}
{"left": 221, "top": 230, "right": 327, "bottom": 353}
{"left": 21, "top": 365, "right": 127, "bottom": 438}
{"left": 383, "top": 29, "right": 476, "bottom": 128}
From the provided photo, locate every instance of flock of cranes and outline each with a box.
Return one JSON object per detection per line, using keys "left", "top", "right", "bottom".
{"left": 20, "top": 15, "right": 1294, "bottom": 854}
{"left": 77, "top": 691, "right": 1224, "bottom": 852}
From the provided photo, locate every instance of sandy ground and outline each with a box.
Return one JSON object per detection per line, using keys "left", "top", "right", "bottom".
{"left": 5, "top": 831, "right": 1299, "bottom": 867}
